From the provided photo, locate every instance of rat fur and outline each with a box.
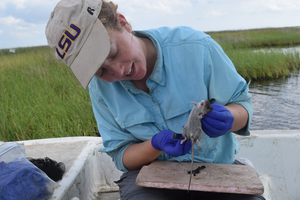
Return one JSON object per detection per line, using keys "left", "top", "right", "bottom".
{"left": 181, "top": 100, "right": 213, "bottom": 192}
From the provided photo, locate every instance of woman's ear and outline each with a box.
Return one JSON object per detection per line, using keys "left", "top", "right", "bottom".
{"left": 116, "top": 13, "right": 131, "bottom": 33}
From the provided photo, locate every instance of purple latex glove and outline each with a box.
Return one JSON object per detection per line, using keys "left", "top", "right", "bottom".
{"left": 151, "top": 130, "right": 192, "bottom": 157}
{"left": 201, "top": 103, "right": 234, "bottom": 138}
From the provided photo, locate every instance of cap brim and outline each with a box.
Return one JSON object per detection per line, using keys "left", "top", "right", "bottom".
{"left": 70, "top": 19, "right": 110, "bottom": 89}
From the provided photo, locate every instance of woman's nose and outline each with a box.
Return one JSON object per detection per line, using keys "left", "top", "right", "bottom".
{"left": 108, "top": 62, "right": 125, "bottom": 78}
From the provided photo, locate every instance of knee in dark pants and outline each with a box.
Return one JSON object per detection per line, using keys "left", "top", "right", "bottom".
{"left": 115, "top": 170, "right": 171, "bottom": 200}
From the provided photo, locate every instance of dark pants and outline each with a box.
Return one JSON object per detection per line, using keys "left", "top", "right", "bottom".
{"left": 115, "top": 169, "right": 266, "bottom": 200}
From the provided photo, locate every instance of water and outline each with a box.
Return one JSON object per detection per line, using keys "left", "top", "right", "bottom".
{"left": 249, "top": 69, "right": 300, "bottom": 130}
{"left": 281, "top": 46, "right": 300, "bottom": 53}
{"left": 254, "top": 45, "right": 300, "bottom": 54}
{"left": 248, "top": 45, "right": 300, "bottom": 130}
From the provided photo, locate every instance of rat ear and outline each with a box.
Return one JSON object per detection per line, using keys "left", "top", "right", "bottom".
{"left": 198, "top": 114, "right": 203, "bottom": 119}
{"left": 191, "top": 102, "right": 197, "bottom": 107}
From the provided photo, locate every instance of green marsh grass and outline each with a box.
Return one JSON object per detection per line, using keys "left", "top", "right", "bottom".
{"left": 207, "top": 27, "right": 300, "bottom": 80}
{"left": 0, "top": 46, "right": 98, "bottom": 142}
{"left": 226, "top": 49, "right": 300, "bottom": 81}
{"left": 207, "top": 27, "right": 300, "bottom": 49}
{"left": 1, "top": 27, "right": 300, "bottom": 141}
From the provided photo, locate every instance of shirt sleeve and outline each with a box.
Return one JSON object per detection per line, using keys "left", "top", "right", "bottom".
{"left": 88, "top": 81, "right": 141, "bottom": 172}
{"left": 205, "top": 39, "right": 253, "bottom": 136}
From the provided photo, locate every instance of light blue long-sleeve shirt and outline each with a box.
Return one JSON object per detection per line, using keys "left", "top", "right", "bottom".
{"left": 88, "top": 26, "right": 252, "bottom": 172}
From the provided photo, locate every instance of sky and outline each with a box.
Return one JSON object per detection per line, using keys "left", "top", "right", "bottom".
{"left": 0, "top": 0, "right": 300, "bottom": 49}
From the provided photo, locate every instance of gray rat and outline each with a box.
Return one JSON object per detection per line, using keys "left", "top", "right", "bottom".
{"left": 181, "top": 100, "right": 213, "bottom": 192}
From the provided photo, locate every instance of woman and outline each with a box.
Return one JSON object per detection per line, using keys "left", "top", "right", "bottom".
{"left": 46, "top": 0, "right": 264, "bottom": 199}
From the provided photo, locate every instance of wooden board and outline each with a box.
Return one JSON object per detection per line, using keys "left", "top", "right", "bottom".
{"left": 136, "top": 161, "right": 264, "bottom": 194}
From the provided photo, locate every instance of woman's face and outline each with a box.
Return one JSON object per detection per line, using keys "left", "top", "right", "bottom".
{"left": 94, "top": 26, "right": 147, "bottom": 82}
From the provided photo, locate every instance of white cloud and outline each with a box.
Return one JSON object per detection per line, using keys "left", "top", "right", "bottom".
{"left": 11, "top": 31, "right": 32, "bottom": 38}
{"left": 277, "top": 3, "right": 299, "bottom": 11}
{"left": 116, "top": 0, "right": 194, "bottom": 15}
{"left": 0, "top": 30, "right": 3, "bottom": 34}
{"left": 143, "top": 1, "right": 173, "bottom": 14}
{"left": 256, "top": 0, "right": 300, "bottom": 12}
{"left": 16, "top": 26, "right": 28, "bottom": 30}
{"left": 1, "top": 0, "right": 58, "bottom": 10}
{"left": 11, "top": 23, "right": 43, "bottom": 38}
{"left": 1, "top": 0, "right": 300, "bottom": 49}
{"left": 1, "top": 0, "right": 27, "bottom": 9}
{"left": 0, "top": 16, "right": 20, "bottom": 25}
{"left": 211, "top": 10, "right": 226, "bottom": 16}
{"left": 0, "top": 2, "right": 6, "bottom": 9}
{"left": 268, "top": 4, "right": 282, "bottom": 11}
{"left": 0, "top": 15, "right": 43, "bottom": 39}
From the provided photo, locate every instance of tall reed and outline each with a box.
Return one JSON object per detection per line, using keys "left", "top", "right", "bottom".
{"left": 0, "top": 46, "right": 98, "bottom": 142}
{"left": 226, "top": 49, "right": 300, "bottom": 81}
{"left": 207, "top": 27, "right": 300, "bottom": 49}
{"left": 207, "top": 27, "right": 300, "bottom": 80}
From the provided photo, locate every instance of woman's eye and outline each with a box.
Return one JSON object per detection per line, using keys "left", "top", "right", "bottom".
{"left": 112, "top": 50, "right": 118, "bottom": 59}
{"left": 96, "top": 68, "right": 104, "bottom": 77}
{"left": 108, "top": 50, "right": 118, "bottom": 61}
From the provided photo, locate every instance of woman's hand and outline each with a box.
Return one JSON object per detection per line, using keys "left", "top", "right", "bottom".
{"left": 123, "top": 130, "right": 191, "bottom": 171}
{"left": 151, "top": 130, "right": 192, "bottom": 157}
{"left": 202, "top": 103, "right": 248, "bottom": 138}
{"left": 201, "top": 103, "right": 234, "bottom": 138}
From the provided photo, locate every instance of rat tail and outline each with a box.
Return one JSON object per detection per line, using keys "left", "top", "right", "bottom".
{"left": 187, "top": 141, "right": 195, "bottom": 193}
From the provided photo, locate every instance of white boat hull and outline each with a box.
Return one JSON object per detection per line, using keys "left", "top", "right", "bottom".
{"left": 20, "top": 130, "right": 300, "bottom": 200}
{"left": 236, "top": 130, "right": 300, "bottom": 200}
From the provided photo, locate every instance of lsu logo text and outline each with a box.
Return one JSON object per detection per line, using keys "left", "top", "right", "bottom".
{"left": 56, "top": 23, "right": 81, "bottom": 59}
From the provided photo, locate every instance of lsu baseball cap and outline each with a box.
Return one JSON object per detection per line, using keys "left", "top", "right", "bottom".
{"left": 45, "top": 0, "right": 110, "bottom": 89}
